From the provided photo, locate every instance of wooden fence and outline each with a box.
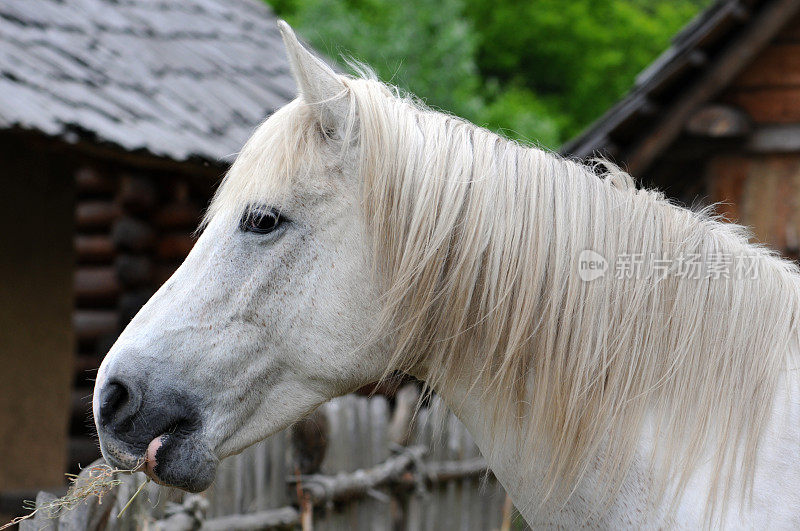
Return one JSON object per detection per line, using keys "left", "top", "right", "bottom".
{"left": 20, "top": 390, "right": 519, "bottom": 530}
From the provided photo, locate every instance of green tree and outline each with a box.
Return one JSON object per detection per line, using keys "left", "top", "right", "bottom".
{"left": 463, "top": 0, "right": 709, "bottom": 139}
{"left": 269, "top": 0, "right": 708, "bottom": 148}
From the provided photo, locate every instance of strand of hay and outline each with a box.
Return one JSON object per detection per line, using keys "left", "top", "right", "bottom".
{"left": 0, "top": 461, "right": 146, "bottom": 530}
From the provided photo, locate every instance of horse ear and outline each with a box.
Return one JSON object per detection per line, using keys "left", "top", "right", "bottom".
{"left": 278, "top": 20, "right": 348, "bottom": 133}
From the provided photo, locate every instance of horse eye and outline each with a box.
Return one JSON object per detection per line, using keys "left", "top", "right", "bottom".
{"left": 240, "top": 208, "right": 286, "bottom": 235}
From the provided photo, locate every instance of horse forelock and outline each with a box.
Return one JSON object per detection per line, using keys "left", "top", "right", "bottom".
{"left": 202, "top": 98, "right": 323, "bottom": 228}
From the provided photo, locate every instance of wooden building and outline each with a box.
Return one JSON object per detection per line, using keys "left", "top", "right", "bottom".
{"left": 563, "top": 0, "right": 800, "bottom": 259}
{"left": 0, "top": 0, "right": 297, "bottom": 506}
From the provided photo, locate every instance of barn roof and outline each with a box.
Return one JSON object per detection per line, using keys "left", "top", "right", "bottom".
{"left": 561, "top": 0, "right": 800, "bottom": 177}
{"left": 0, "top": 0, "right": 298, "bottom": 164}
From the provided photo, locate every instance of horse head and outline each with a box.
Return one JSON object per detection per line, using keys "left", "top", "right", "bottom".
{"left": 93, "top": 22, "right": 385, "bottom": 491}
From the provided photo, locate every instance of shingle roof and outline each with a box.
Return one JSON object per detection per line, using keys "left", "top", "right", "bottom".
{"left": 0, "top": 0, "right": 298, "bottom": 164}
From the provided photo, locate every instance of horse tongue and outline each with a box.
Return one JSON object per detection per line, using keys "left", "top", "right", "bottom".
{"left": 144, "top": 436, "right": 164, "bottom": 480}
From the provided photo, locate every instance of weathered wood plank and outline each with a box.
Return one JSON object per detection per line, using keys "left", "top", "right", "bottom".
{"left": 199, "top": 507, "right": 300, "bottom": 531}
{"left": 75, "top": 266, "right": 119, "bottom": 300}
{"left": 157, "top": 233, "right": 196, "bottom": 260}
{"left": 76, "top": 201, "right": 120, "bottom": 229}
{"left": 156, "top": 203, "right": 202, "bottom": 229}
{"left": 28, "top": 393, "right": 511, "bottom": 531}
{"left": 119, "top": 174, "right": 157, "bottom": 214}
{"left": 707, "top": 155, "right": 752, "bottom": 223}
{"left": 724, "top": 87, "right": 800, "bottom": 123}
{"left": 75, "top": 235, "right": 114, "bottom": 262}
{"left": 74, "top": 309, "right": 118, "bottom": 340}
{"left": 733, "top": 43, "right": 800, "bottom": 87}
{"left": 75, "top": 167, "right": 116, "bottom": 195}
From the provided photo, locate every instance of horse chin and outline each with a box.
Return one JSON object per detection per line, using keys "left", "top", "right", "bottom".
{"left": 143, "top": 433, "right": 217, "bottom": 493}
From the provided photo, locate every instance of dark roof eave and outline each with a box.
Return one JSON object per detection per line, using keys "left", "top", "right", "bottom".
{"left": 560, "top": 0, "right": 765, "bottom": 165}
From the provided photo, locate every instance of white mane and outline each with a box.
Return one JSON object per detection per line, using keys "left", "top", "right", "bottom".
{"left": 207, "top": 71, "right": 800, "bottom": 520}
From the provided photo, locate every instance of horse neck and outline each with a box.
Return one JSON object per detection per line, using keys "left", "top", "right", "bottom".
{"left": 431, "top": 346, "right": 800, "bottom": 528}
{"left": 433, "top": 371, "right": 661, "bottom": 527}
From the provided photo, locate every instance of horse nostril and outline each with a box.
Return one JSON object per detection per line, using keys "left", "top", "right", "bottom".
{"left": 101, "top": 382, "right": 127, "bottom": 417}
{"left": 99, "top": 379, "right": 141, "bottom": 429}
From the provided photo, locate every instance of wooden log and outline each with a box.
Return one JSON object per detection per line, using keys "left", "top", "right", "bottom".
{"left": 687, "top": 49, "right": 707, "bottom": 67}
{"left": 637, "top": 97, "right": 658, "bottom": 117}
{"left": 74, "top": 266, "right": 119, "bottom": 301}
{"left": 685, "top": 104, "right": 751, "bottom": 137}
{"left": 112, "top": 216, "right": 155, "bottom": 252}
{"left": 290, "top": 446, "right": 427, "bottom": 505}
{"left": 116, "top": 255, "right": 153, "bottom": 287}
{"left": 197, "top": 507, "right": 300, "bottom": 531}
{"left": 733, "top": 43, "right": 800, "bottom": 88}
{"left": 157, "top": 203, "right": 202, "bottom": 229}
{"left": 75, "top": 235, "right": 114, "bottom": 263}
{"left": 119, "top": 174, "right": 157, "bottom": 214}
{"left": 74, "top": 310, "right": 118, "bottom": 340}
{"left": 723, "top": 87, "right": 800, "bottom": 123}
{"left": 157, "top": 233, "right": 196, "bottom": 260}
{"left": 75, "top": 167, "right": 115, "bottom": 195}
{"left": 76, "top": 201, "right": 120, "bottom": 229}
{"left": 418, "top": 457, "right": 489, "bottom": 484}
{"left": 288, "top": 444, "right": 491, "bottom": 508}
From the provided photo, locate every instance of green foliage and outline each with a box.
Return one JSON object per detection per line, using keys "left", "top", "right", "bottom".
{"left": 464, "top": 0, "right": 709, "bottom": 139}
{"left": 269, "top": 0, "right": 709, "bottom": 148}
{"left": 270, "top": 0, "right": 483, "bottom": 118}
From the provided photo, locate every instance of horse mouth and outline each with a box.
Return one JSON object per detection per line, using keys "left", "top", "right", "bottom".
{"left": 97, "top": 411, "right": 218, "bottom": 492}
{"left": 129, "top": 431, "right": 217, "bottom": 493}
{"left": 94, "top": 375, "right": 218, "bottom": 492}
{"left": 144, "top": 435, "right": 164, "bottom": 479}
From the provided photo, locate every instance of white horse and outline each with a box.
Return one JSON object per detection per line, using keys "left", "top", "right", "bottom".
{"left": 94, "top": 22, "right": 800, "bottom": 528}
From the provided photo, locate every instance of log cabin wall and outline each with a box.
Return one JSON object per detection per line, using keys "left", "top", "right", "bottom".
{"left": 71, "top": 161, "right": 212, "bottom": 473}
{"left": 707, "top": 11, "right": 800, "bottom": 259}
{"left": 0, "top": 0, "right": 299, "bottom": 511}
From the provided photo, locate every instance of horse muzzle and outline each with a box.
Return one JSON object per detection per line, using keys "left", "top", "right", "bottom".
{"left": 93, "top": 370, "right": 218, "bottom": 492}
